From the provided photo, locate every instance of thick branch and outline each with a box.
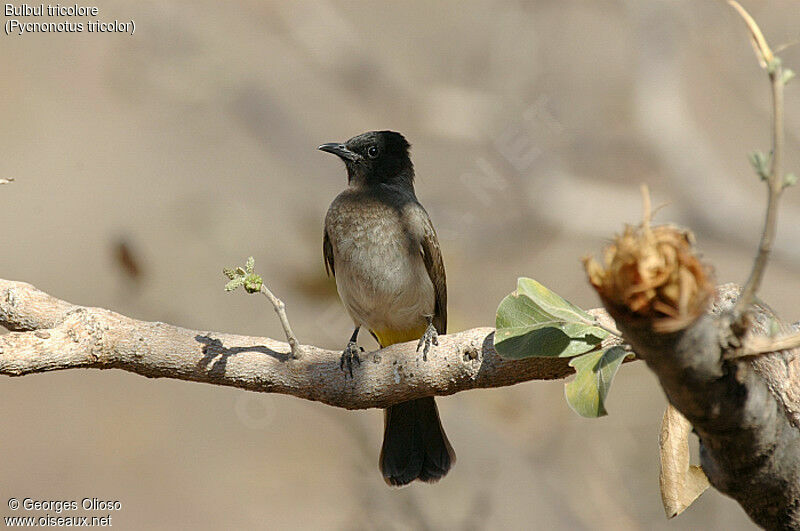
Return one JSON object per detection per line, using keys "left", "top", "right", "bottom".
{"left": 610, "top": 285, "right": 800, "bottom": 529}
{"left": 0, "top": 279, "right": 584, "bottom": 410}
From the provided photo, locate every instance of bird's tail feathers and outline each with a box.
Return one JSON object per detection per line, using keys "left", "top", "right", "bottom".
{"left": 379, "top": 397, "right": 455, "bottom": 486}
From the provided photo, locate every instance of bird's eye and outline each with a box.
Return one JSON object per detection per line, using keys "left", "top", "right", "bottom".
{"left": 367, "top": 146, "right": 379, "bottom": 159}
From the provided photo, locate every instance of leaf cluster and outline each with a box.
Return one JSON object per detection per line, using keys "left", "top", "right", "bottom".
{"left": 495, "top": 278, "right": 627, "bottom": 417}
{"left": 223, "top": 256, "right": 264, "bottom": 294}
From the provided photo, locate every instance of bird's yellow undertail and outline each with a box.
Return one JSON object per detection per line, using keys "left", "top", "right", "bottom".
{"left": 372, "top": 325, "right": 429, "bottom": 349}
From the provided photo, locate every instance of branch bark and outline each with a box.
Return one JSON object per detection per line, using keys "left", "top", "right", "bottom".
{"left": 729, "top": 0, "right": 787, "bottom": 322}
{"left": 0, "top": 278, "right": 596, "bottom": 410}
{"left": 3, "top": 277, "right": 800, "bottom": 528}
{"left": 609, "top": 286, "right": 800, "bottom": 529}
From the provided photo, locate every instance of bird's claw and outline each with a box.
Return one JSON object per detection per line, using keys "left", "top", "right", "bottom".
{"left": 416, "top": 317, "right": 439, "bottom": 361}
{"left": 340, "top": 341, "right": 363, "bottom": 378}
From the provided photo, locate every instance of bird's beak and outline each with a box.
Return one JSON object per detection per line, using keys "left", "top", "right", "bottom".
{"left": 318, "top": 143, "right": 361, "bottom": 162}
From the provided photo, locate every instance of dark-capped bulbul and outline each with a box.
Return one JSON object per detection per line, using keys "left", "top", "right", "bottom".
{"left": 319, "top": 131, "right": 455, "bottom": 486}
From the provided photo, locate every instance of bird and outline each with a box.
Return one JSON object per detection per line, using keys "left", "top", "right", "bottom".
{"left": 319, "top": 130, "right": 455, "bottom": 486}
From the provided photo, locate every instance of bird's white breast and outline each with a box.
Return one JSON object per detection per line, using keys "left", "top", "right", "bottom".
{"left": 326, "top": 193, "right": 434, "bottom": 335}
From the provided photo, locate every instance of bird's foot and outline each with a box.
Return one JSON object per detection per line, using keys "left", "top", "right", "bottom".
{"left": 340, "top": 341, "right": 363, "bottom": 378}
{"left": 416, "top": 316, "right": 439, "bottom": 361}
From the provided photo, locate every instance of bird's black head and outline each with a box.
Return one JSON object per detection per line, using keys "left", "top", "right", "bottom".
{"left": 318, "top": 130, "right": 414, "bottom": 189}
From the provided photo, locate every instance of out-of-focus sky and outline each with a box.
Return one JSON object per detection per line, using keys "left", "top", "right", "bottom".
{"left": 1, "top": 1, "right": 798, "bottom": 529}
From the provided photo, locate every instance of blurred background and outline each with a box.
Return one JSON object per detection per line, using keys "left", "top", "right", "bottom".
{"left": 1, "top": 1, "right": 799, "bottom": 529}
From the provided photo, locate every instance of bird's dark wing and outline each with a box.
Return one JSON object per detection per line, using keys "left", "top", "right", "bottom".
{"left": 419, "top": 211, "right": 447, "bottom": 335}
{"left": 323, "top": 229, "right": 335, "bottom": 277}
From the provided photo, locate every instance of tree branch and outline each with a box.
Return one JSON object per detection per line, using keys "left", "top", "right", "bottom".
{"left": 223, "top": 257, "right": 302, "bottom": 359}
{"left": 613, "top": 291, "right": 800, "bottom": 529}
{"left": 0, "top": 278, "right": 595, "bottom": 410}
{"left": 738, "top": 330, "right": 800, "bottom": 358}
{"left": 730, "top": 0, "right": 787, "bottom": 319}
{"left": 585, "top": 185, "right": 800, "bottom": 527}
{"left": 258, "top": 284, "right": 302, "bottom": 360}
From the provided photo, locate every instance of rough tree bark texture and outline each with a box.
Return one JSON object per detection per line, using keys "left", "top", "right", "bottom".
{"left": 3, "top": 278, "right": 800, "bottom": 527}
{"left": 0, "top": 278, "right": 619, "bottom": 410}
{"left": 613, "top": 285, "right": 800, "bottom": 529}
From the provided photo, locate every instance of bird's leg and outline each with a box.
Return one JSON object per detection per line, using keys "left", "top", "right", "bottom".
{"left": 340, "top": 326, "right": 364, "bottom": 378}
{"left": 416, "top": 315, "right": 439, "bottom": 361}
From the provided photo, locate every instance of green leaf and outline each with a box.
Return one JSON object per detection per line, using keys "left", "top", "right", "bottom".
{"left": 244, "top": 273, "right": 263, "bottom": 293}
{"left": 245, "top": 256, "right": 255, "bottom": 274}
{"left": 565, "top": 346, "right": 627, "bottom": 418}
{"left": 495, "top": 277, "right": 608, "bottom": 359}
{"left": 223, "top": 267, "right": 237, "bottom": 280}
{"left": 781, "top": 68, "right": 795, "bottom": 85}
{"left": 749, "top": 151, "right": 770, "bottom": 181}
{"left": 768, "top": 318, "right": 781, "bottom": 338}
{"left": 785, "top": 173, "right": 798, "bottom": 188}
{"left": 767, "top": 57, "right": 782, "bottom": 75}
{"left": 225, "top": 277, "right": 244, "bottom": 292}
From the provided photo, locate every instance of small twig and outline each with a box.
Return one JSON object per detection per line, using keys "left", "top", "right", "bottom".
{"left": 774, "top": 39, "right": 800, "bottom": 55}
{"left": 223, "top": 256, "right": 302, "bottom": 359}
{"left": 726, "top": 1, "right": 774, "bottom": 66}
{"left": 735, "top": 64, "right": 785, "bottom": 316}
{"left": 641, "top": 183, "right": 653, "bottom": 232}
{"left": 594, "top": 320, "right": 623, "bottom": 339}
{"left": 260, "top": 284, "right": 302, "bottom": 360}
{"left": 729, "top": 330, "right": 800, "bottom": 359}
{"left": 578, "top": 313, "right": 623, "bottom": 339}
{"left": 729, "top": 1, "right": 788, "bottom": 321}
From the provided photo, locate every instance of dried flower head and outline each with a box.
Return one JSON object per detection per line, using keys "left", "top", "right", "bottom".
{"left": 584, "top": 189, "right": 714, "bottom": 333}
